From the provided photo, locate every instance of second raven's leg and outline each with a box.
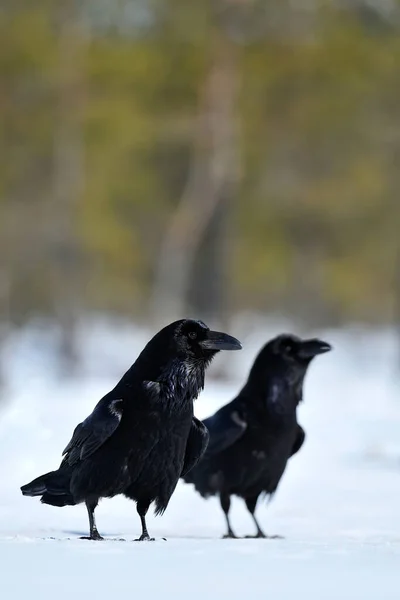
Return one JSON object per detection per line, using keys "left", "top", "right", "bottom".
{"left": 244, "top": 495, "right": 265, "bottom": 538}
{"left": 135, "top": 499, "right": 154, "bottom": 541}
{"left": 80, "top": 499, "right": 104, "bottom": 540}
{"left": 220, "top": 493, "right": 237, "bottom": 539}
{"left": 244, "top": 495, "right": 283, "bottom": 539}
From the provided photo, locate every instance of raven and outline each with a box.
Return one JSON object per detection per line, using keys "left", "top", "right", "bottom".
{"left": 21, "top": 319, "right": 242, "bottom": 541}
{"left": 183, "top": 334, "right": 331, "bottom": 538}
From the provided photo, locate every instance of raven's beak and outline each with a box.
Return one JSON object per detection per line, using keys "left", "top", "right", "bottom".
{"left": 200, "top": 330, "right": 242, "bottom": 351}
{"left": 299, "top": 338, "right": 332, "bottom": 359}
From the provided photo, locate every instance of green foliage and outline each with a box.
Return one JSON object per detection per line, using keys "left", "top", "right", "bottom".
{"left": 1, "top": 1, "right": 400, "bottom": 326}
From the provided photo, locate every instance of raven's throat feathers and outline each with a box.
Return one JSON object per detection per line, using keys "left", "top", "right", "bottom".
{"left": 156, "top": 356, "right": 211, "bottom": 410}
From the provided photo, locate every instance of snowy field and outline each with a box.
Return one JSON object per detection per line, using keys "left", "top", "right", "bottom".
{"left": 1, "top": 319, "right": 400, "bottom": 599}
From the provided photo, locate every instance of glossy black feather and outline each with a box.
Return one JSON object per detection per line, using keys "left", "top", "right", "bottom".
{"left": 183, "top": 334, "right": 331, "bottom": 537}
{"left": 290, "top": 424, "right": 306, "bottom": 457}
{"left": 201, "top": 400, "right": 247, "bottom": 456}
{"left": 181, "top": 417, "right": 210, "bottom": 478}
{"left": 62, "top": 397, "right": 123, "bottom": 466}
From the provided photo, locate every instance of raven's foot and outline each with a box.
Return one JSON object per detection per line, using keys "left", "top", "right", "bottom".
{"left": 222, "top": 532, "right": 238, "bottom": 539}
{"left": 134, "top": 534, "right": 155, "bottom": 541}
{"left": 80, "top": 532, "right": 104, "bottom": 541}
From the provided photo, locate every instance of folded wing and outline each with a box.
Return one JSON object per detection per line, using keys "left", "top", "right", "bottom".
{"left": 290, "top": 424, "right": 305, "bottom": 457}
{"left": 203, "top": 400, "right": 247, "bottom": 456}
{"left": 62, "top": 396, "right": 124, "bottom": 466}
{"left": 181, "top": 417, "right": 210, "bottom": 477}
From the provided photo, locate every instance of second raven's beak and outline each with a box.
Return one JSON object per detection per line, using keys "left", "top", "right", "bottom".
{"left": 299, "top": 338, "right": 332, "bottom": 359}
{"left": 200, "top": 330, "right": 242, "bottom": 351}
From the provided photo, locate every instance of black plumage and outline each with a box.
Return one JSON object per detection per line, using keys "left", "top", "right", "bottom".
{"left": 183, "top": 334, "right": 331, "bottom": 538}
{"left": 21, "top": 319, "right": 242, "bottom": 540}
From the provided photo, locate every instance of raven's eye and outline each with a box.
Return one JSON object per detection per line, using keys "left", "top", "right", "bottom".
{"left": 284, "top": 344, "right": 292, "bottom": 353}
{"left": 188, "top": 331, "right": 197, "bottom": 340}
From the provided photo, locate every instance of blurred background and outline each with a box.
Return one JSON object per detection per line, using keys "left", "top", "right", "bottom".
{"left": 1, "top": 0, "right": 400, "bottom": 385}
{"left": 3, "top": 1, "right": 400, "bottom": 558}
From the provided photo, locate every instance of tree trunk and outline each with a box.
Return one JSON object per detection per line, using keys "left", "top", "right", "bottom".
{"left": 188, "top": 187, "right": 233, "bottom": 323}
{"left": 51, "top": 2, "right": 85, "bottom": 376}
{"left": 150, "top": 30, "right": 240, "bottom": 325}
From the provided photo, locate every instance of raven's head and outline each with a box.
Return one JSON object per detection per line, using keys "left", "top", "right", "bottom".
{"left": 133, "top": 319, "right": 241, "bottom": 376}
{"left": 130, "top": 319, "right": 242, "bottom": 403}
{"left": 172, "top": 319, "right": 242, "bottom": 361}
{"left": 270, "top": 334, "right": 332, "bottom": 367}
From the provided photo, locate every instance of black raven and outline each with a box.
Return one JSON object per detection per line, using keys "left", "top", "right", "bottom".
{"left": 21, "top": 319, "right": 242, "bottom": 541}
{"left": 183, "top": 334, "right": 331, "bottom": 538}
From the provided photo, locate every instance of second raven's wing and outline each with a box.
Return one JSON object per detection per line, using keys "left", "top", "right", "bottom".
{"left": 203, "top": 400, "right": 247, "bottom": 456}
{"left": 290, "top": 424, "right": 306, "bottom": 457}
{"left": 62, "top": 396, "right": 123, "bottom": 466}
{"left": 181, "top": 417, "right": 210, "bottom": 477}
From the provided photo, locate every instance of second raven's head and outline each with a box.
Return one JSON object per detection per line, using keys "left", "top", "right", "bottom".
{"left": 246, "top": 333, "right": 332, "bottom": 406}
{"left": 269, "top": 334, "right": 332, "bottom": 367}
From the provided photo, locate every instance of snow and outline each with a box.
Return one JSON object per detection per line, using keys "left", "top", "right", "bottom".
{"left": 1, "top": 322, "right": 400, "bottom": 599}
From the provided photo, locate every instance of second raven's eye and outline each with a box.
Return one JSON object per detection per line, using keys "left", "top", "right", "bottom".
{"left": 188, "top": 331, "right": 197, "bottom": 340}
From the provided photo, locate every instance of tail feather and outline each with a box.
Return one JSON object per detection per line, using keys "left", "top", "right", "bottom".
{"left": 21, "top": 468, "right": 72, "bottom": 498}
{"left": 41, "top": 492, "right": 76, "bottom": 507}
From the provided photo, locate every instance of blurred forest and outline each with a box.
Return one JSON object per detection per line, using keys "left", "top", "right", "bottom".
{"left": 2, "top": 0, "right": 400, "bottom": 368}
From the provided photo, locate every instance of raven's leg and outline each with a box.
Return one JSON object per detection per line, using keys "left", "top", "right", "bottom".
{"left": 80, "top": 499, "right": 104, "bottom": 540}
{"left": 220, "top": 493, "right": 236, "bottom": 539}
{"left": 244, "top": 495, "right": 283, "bottom": 539}
{"left": 135, "top": 500, "right": 154, "bottom": 541}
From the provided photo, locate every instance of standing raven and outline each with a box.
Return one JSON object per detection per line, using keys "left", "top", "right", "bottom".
{"left": 183, "top": 334, "right": 331, "bottom": 538}
{"left": 21, "top": 319, "right": 242, "bottom": 540}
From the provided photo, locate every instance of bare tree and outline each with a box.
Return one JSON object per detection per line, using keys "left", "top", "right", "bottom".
{"left": 151, "top": 26, "right": 240, "bottom": 324}
{"left": 51, "top": 1, "right": 86, "bottom": 375}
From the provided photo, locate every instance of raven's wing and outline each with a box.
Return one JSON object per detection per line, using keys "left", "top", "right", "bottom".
{"left": 290, "top": 424, "right": 305, "bottom": 457}
{"left": 181, "top": 417, "right": 210, "bottom": 477}
{"left": 203, "top": 400, "right": 247, "bottom": 456}
{"left": 62, "top": 396, "right": 123, "bottom": 466}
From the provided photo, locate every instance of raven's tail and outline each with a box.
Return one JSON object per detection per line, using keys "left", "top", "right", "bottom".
{"left": 21, "top": 469, "right": 68, "bottom": 497}
{"left": 41, "top": 492, "right": 75, "bottom": 507}
{"left": 21, "top": 468, "right": 76, "bottom": 507}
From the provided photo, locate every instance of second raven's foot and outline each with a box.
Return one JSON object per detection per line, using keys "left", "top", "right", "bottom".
{"left": 245, "top": 533, "right": 284, "bottom": 539}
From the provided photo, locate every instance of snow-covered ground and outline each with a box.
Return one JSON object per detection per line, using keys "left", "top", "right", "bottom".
{"left": 1, "top": 320, "right": 400, "bottom": 599}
